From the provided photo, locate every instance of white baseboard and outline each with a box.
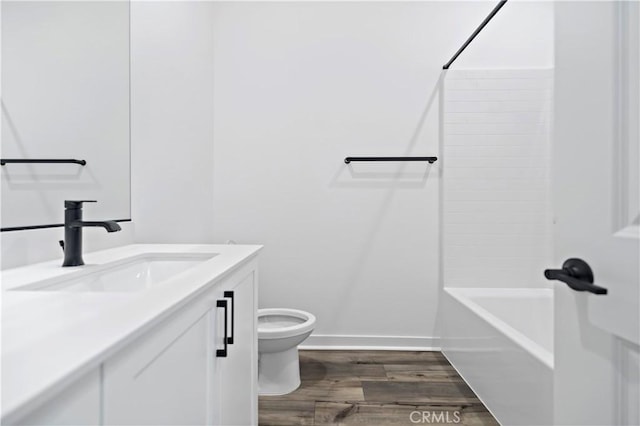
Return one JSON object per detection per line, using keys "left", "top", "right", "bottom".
{"left": 299, "top": 334, "right": 440, "bottom": 351}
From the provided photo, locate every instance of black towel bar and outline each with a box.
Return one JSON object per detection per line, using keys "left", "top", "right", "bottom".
{"left": 344, "top": 156, "right": 437, "bottom": 164}
{"left": 1, "top": 158, "right": 86, "bottom": 166}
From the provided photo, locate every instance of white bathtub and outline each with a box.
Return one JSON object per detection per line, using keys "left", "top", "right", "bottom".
{"left": 441, "top": 288, "right": 553, "bottom": 426}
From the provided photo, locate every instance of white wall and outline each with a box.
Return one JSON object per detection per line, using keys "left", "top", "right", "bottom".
{"left": 442, "top": 69, "right": 553, "bottom": 289}
{"left": 131, "top": 1, "right": 553, "bottom": 347}
{"left": 130, "top": 1, "right": 215, "bottom": 244}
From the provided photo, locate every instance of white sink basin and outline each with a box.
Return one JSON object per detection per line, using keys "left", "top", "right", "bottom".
{"left": 11, "top": 253, "right": 216, "bottom": 293}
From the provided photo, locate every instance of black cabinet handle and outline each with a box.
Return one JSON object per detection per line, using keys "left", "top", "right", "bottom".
{"left": 224, "top": 291, "right": 235, "bottom": 344}
{"left": 544, "top": 258, "right": 608, "bottom": 295}
{"left": 216, "top": 299, "right": 228, "bottom": 357}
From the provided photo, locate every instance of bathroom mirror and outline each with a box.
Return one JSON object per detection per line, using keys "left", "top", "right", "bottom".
{"left": 1, "top": 1, "right": 130, "bottom": 230}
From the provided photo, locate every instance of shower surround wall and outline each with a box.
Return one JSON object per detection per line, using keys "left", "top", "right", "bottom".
{"left": 440, "top": 69, "right": 554, "bottom": 425}
{"left": 130, "top": 2, "right": 553, "bottom": 348}
{"left": 442, "top": 69, "right": 554, "bottom": 289}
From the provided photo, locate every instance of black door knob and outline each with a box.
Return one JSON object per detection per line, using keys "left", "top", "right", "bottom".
{"left": 544, "top": 258, "right": 607, "bottom": 295}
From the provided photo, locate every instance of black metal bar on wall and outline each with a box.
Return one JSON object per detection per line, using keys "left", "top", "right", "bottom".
{"left": 344, "top": 156, "right": 437, "bottom": 164}
{"left": 1, "top": 158, "right": 87, "bottom": 166}
{"left": 442, "top": 0, "right": 508, "bottom": 70}
{"left": 1, "top": 219, "right": 131, "bottom": 232}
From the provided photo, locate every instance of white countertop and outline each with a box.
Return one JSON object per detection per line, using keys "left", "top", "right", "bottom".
{"left": 1, "top": 244, "right": 262, "bottom": 423}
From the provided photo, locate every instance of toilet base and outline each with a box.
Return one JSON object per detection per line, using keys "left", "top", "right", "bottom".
{"left": 258, "top": 346, "right": 301, "bottom": 396}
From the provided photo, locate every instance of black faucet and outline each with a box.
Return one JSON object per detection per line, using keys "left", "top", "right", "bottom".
{"left": 62, "top": 200, "right": 122, "bottom": 267}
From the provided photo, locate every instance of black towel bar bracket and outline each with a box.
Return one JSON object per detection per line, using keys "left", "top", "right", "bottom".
{"left": 1, "top": 158, "right": 86, "bottom": 166}
{"left": 344, "top": 156, "right": 437, "bottom": 164}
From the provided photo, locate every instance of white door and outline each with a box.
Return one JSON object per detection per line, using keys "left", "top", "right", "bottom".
{"left": 553, "top": 2, "right": 640, "bottom": 425}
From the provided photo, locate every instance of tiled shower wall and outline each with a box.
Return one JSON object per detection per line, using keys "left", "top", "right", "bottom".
{"left": 443, "top": 69, "right": 553, "bottom": 288}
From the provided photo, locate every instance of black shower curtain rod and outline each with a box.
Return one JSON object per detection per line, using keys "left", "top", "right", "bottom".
{"left": 443, "top": 0, "right": 508, "bottom": 70}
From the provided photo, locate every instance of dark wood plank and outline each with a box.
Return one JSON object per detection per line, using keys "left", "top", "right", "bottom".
{"left": 258, "top": 400, "right": 315, "bottom": 426}
{"left": 382, "top": 355, "right": 453, "bottom": 371}
{"left": 300, "top": 352, "right": 387, "bottom": 383}
{"left": 314, "top": 402, "right": 500, "bottom": 426}
{"left": 383, "top": 362, "right": 456, "bottom": 372}
{"left": 384, "top": 363, "right": 465, "bottom": 383}
{"left": 385, "top": 370, "right": 467, "bottom": 383}
{"left": 362, "top": 380, "right": 480, "bottom": 405}
{"left": 261, "top": 379, "right": 365, "bottom": 403}
{"left": 315, "top": 402, "right": 420, "bottom": 425}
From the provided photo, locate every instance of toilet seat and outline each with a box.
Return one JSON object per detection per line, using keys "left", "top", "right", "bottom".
{"left": 258, "top": 308, "right": 316, "bottom": 340}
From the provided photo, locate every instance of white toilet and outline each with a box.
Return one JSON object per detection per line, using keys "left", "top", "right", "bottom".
{"left": 257, "top": 308, "right": 316, "bottom": 395}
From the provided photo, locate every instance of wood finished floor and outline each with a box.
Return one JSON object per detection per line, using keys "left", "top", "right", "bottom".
{"left": 259, "top": 350, "right": 499, "bottom": 426}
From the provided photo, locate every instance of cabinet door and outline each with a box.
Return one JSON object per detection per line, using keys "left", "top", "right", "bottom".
{"left": 220, "top": 271, "right": 258, "bottom": 425}
{"left": 103, "top": 294, "right": 223, "bottom": 426}
{"left": 12, "top": 369, "right": 100, "bottom": 426}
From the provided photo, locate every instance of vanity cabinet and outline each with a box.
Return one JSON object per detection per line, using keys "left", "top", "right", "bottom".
{"left": 103, "top": 263, "right": 258, "bottom": 425}
{"left": 14, "top": 369, "right": 101, "bottom": 426}
{"left": 11, "top": 258, "right": 258, "bottom": 426}
{"left": 102, "top": 290, "right": 218, "bottom": 425}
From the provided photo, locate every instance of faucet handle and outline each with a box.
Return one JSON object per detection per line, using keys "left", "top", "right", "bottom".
{"left": 64, "top": 200, "right": 97, "bottom": 209}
